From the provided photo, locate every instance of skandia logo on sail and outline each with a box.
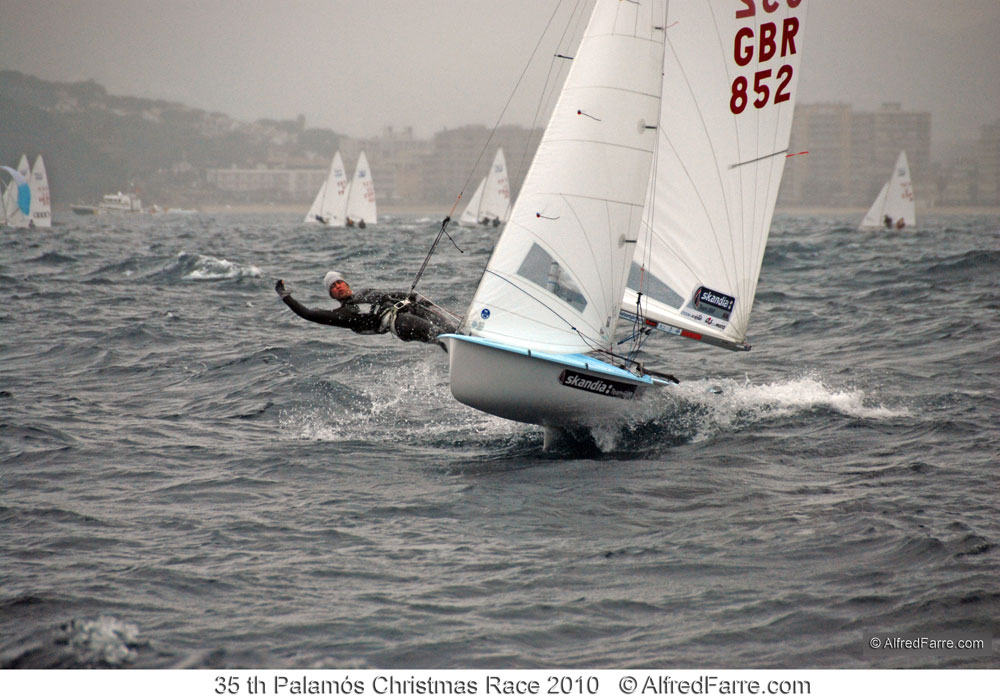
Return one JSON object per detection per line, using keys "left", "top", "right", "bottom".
{"left": 559, "top": 370, "right": 637, "bottom": 400}
{"left": 693, "top": 286, "right": 735, "bottom": 320}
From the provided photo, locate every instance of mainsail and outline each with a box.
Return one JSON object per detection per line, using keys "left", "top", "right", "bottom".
{"left": 29, "top": 154, "right": 52, "bottom": 228}
{"left": 461, "top": 0, "right": 667, "bottom": 355}
{"left": 460, "top": 148, "right": 510, "bottom": 225}
{"left": 624, "top": 0, "right": 808, "bottom": 351}
{"left": 345, "top": 151, "right": 377, "bottom": 226}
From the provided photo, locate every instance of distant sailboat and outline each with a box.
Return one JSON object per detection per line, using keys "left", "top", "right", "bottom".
{"left": 29, "top": 155, "right": 52, "bottom": 228}
{"left": 859, "top": 151, "right": 915, "bottom": 230}
{"left": 1, "top": 163, "right": 31, "bottom": 228}
{"left": 2, "top": 155, "right": 32, "bottom": 228}
{"left": 459, "top": 148, "right": 510, "bottom": 227}
{"left": 345, "top": 151, "right": 376, "bottom": 228}
{"left": 458, "top": 178, "right": 486, "bottom": 226}
{"left": 304, "top": 151, "right": 349, "bottom": 226}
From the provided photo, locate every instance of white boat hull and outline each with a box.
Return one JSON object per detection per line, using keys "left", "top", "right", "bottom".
{"left": 441, "top": 334, "right": 658, "bottom": 429}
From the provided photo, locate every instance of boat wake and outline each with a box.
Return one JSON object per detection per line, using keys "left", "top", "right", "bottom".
{"left": 585, "top": 373, "right": 910, "bottom": 453}
{"left": 279, "top": 355, "right": 908, "bottom": 457}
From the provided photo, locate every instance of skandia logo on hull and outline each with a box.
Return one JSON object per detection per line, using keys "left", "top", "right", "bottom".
{"left": 693, "top": 286, "right": 735, "bottom": 320}
{"left": 559, "top": 370, "right": 637, "bottom": 400}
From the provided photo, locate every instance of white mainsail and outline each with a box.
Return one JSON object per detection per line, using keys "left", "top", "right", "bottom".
{"left": 624, "top": 0, "right": 808, "bottom": 351}
{"left": 859, "top": 151, "right": 915, "bottom": 230}
{"left": 459, "top": 148, "right": 510, "bottom": 225}
{"left": 304, "top": 151, "right": 349, "bottom": 226}
{"left": 478, "top": 148, "right": 511, "bottom": 224}
{"left": 29, "top": 154, "right": 52, "bottom": 228}
{"left": 461, "top": 0, "right": 667, "bottom": 355}
{"left": 345, "top": 151, "right": 377, "bottom": 226}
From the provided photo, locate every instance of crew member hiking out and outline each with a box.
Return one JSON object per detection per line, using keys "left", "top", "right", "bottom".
{"left": 275, "top": 271, "right": 458, "bottom": 345}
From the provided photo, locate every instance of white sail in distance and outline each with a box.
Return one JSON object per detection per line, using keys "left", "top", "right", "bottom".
{"left": 304, "top": 151, "right": 349, "bottom": 226}
{"left": 3, "top": 154, "right": 32, "bottom": 228}
{"left": 346, "top": 151, "right": 377, "bottom": 226}
{"left": 478, "top": 148, "right": 511, "bottom": 223}
{"left": 304, "top": 180, "right": 328, "bottom": 224}
{"left": 29, "top": 154, "right": 52, "bottom": 228}
{"left": 859, "top": 151, "right": 915, "bottom": 230}
{"left": 625, "top": 0, "right": 808, "bottom": 351}
{"left": 462, "top": 0, "right": 667, "bottom": 355}
{"left": 459, "top": 177, "right": 486, "bottom": 225}
{"left": 859, "top": 182, "right": 889, "bottom": 230}
{"left": 459, "top": 148, "right": 510, "bottom": 225}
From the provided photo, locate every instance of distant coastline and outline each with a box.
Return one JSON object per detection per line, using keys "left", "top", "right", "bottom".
{"left": 166, "top": 203, "right": 1000, "bottom": 218}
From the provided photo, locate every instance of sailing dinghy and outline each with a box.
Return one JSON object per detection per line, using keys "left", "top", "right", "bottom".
{"left": 459, "top": 148, "right": 510, "bottom": 226}
{"left": 345, "top": 151, "right": 377, "bottom": 228}
{"left": 859, "top": 151, "right": 915, "bottom": 230}
{"left": 438, "top": 0, "right": 808, "bottom": 444}
{"left": 1, "top": 163, "right": 31, "bottom": 228}
{"left": 2, "top": 155, "right": 32, "bottom": 229}
{"left": 304, "top": 151, "right": 349, "bottom": 226}
{"left": 29, "top": 154, "right": 52, "bottom": 228}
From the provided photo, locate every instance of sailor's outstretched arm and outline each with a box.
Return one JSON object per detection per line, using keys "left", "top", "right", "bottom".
{"left": 275, "top": 279, "right": 351, "bottom": 327}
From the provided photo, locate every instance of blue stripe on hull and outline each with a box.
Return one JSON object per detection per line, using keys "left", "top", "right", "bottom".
{"left": 437, "top": 333, "right": 653, "bottom": 385}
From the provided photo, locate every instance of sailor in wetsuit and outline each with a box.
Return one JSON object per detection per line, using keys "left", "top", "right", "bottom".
{"left": 274, "top": 270, "right": 458, "bottom": 345}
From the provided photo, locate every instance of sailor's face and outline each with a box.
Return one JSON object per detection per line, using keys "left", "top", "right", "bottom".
{"left": 329, "top": 280, "right": 352, "bottom": 300}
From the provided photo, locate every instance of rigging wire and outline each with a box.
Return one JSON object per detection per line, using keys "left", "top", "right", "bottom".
{"left": 625, "top": 2, "right": 671, "bottom": 367}
{"left": 409, "top": 0, "right": 573, "bottom": 296}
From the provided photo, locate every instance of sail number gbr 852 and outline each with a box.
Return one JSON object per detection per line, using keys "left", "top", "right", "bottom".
{"left": 730, "top": 0, "right": 802, "bottom": 115}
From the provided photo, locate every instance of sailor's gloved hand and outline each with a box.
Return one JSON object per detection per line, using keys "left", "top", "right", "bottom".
{"left": 275, "top": 279, "right": 289, "bottom": 298}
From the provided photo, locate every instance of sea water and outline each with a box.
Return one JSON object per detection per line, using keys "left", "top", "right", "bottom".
{"left": 1, "top": 211, "right": 997, "bottom": 668}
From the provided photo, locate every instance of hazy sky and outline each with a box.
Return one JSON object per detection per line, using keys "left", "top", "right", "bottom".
{"left": 2, "top": 1, "right": 998, "bottom": 156}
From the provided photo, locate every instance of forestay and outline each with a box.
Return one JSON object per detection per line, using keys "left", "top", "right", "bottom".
{"left": 624, "top": 0, "right": 807, "bottom": 352}
{"left": 462, "top": 0, "right": 667, "bottom": 355}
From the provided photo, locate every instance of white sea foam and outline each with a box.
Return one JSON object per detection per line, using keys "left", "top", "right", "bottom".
{"left": 281, "top": 354, "right": 526, "bottom": 446}
{"left": 585, "top": 373, "right": 909, "bottom": 451}
{"left": 676, "top": 374, "right": 909, "bottom": 421}
{"left": 282, "top": 356, "right": 908, "bottom": 452}
{"left": 182, "top": 253, "right": 262, "bottom": 280}
{"left": 58, "top": 616, "right": 141, "bottom": 666}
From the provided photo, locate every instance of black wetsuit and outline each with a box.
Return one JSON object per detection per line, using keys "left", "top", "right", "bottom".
{"left": 276, "top": 282, "right": 457, "bottom": 344}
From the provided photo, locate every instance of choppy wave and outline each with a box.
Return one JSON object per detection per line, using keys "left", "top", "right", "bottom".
{"left": 2, "top": 212, "right": 997, "bottom": 669}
